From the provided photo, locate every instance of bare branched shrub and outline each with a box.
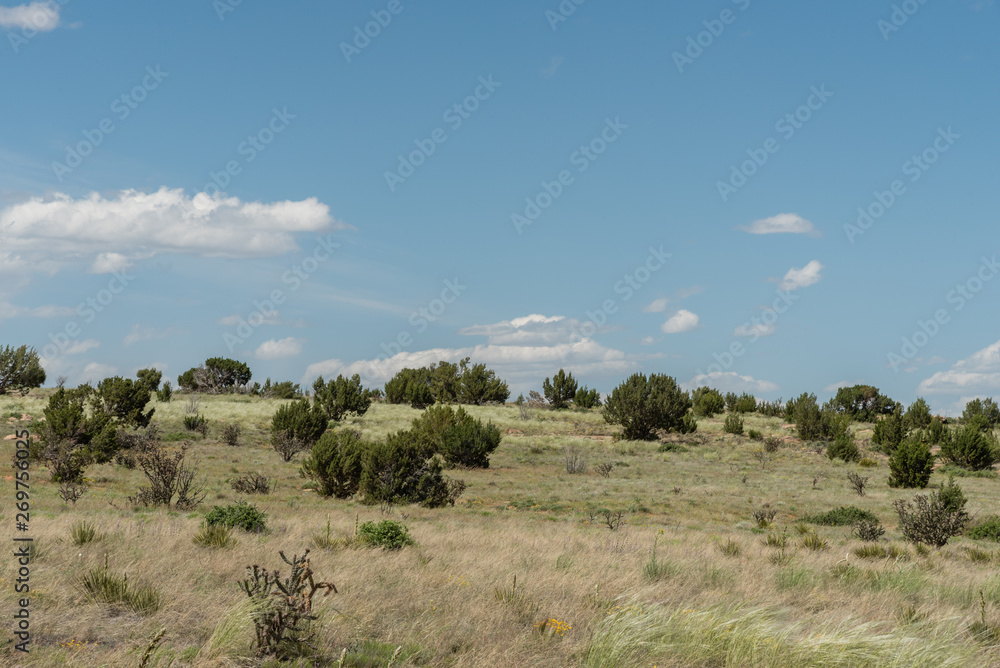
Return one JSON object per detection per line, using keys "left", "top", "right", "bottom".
{"left": 185, "top": 396, "right": 200, "bottom": 414}
{"left": 564, "top": 445, "right": 587, "bottom": 474}
{"left": 518, "top": 402, "right": 532, "bottom": 421}
{"left": 58, "top": 480, "right": 87, "bottom": 505}
{"left": 751, "top": 448, "right": 769, "bottom": 470}
{"left": 231, "top": 473, "right": 274, "bottom": 495}
{"left": 763, "top": 436, "right": 781, "bottom": 453}
{"left": 852, "top": 519, "right": 885, "bottom": 542}
{"left": 751, "top": 503, "right": 778, "bottom": 528}
{"left": 847, "top": 471, "right": 869, "bottom": 496}
{"left": 595, "top": 462, "right": 614, "bottom": 478}
{"left": 601, "top": 510, "right": 626, "bottom": 531}
{"left": 128, "top": 443, "right": 205, "bottom": 510}
{"left": 894, "top": 491, "right": 969, "bottom": 547}
{"left": 272, "top": 431, "right": 309, "bottom": 463}
{"left": 221, "top": 423, "right": 242, "bottom": 446}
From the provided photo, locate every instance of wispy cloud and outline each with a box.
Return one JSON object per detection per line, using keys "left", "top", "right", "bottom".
{"left": 778, "top": 260, "right": 823, "bottom": 291}
{"left": 683, "top": 371, "right": 778, "bottom": 394}
{"left": 739, "top": 213, "right": 819, "bottom": 237}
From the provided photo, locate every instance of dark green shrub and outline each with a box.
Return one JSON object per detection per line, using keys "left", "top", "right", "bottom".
{"left": 0, "top": 344, "right": 46, "bottom": 395}
{"left": 723, "top": 414, "right": 744, "bottom": 435}
{"left": 757, "top": 400, "right": 785, "bottom": 418}
{"left": 904, "top": 397, "right": 932, "bottom": 430}
{"left": 872, "top": 409, "right": 907, "bottom": 453}
{"left": 888, "top": 438, "right": 934, "bottom": 488}
{"left": 136, "top": 368, "right": 163, "bottom": 393}
{"left": 300, "top": 430, "right": 364, "bottom": 498}
{"left": 183, "top": 413, "right": 207, "bottom": 432}
{"left": 603, "top": 373, "right": 693, "bottom": 441}
{"left": 967, "top": 516, "right": 1000, "bottom": 542}
{"left": 359, "top": 434, "right": 462, "bottom": 508}
{"left": 221, "top": 423, "right": 241, "bottom": 446}
{"left": 805, "top": 506, "right": 879, "bottom": 526}
{"left": 574, "top": 387, "right": 601, "bottom": 409}
{"left": 408, "top": 405, "right": 502, "bottom": 468}
{"left": 258, "top": 379, "right": 301, "bottom": 399}
{"left": 790, "top": 393, "right": 845, "bottom": 441}
{"left": 692, "top": 387, "right": 725, "bottom": 417}
{"left": 357, "top": 520, "right": 414, "bottom": 549}
{"left": 178, "top": 357, "right": 252, "bottom": 393}
{"left": 938, "top": 476, "right": 967, "bottom": 513}
{"left": 271, "top": 399, "right": 329, "bottom": 461}
{"left": 963, "top": 397, "right": 1000, "bottom": 429}
{"left": 831, "top": 385, "right": 899, "bottom": 422}
{"left": 894, "top": 491, "right": 969, "bottom": 547}
{"left": 543, "top": 369, "right": 578, "bottom": 409}
{"left": 205, "top": 500, "right": 267, "bottom": 533}
{"left": 724, "top": 392, "right": 739, "bottom": 412}
{"left": 926, "top": 417, "right": 946, "bottom": 444}
{"left": 457, "top": 359, "right": 510, "bottom": 405}
{"left": 732, "top": 392, "right": 758, "bottom": 414}
{"left": 827, "top": 431, "right": 860, "bottom": 463}
{"left": 156, "top": 381, "right": 173, "bottom": 403}
{"left": 312, "top": 374, "right": 372, "bottom": 421}
{"left": 384, "top": 367, "right": 434, "bottom": 408}
{"left": 748, "top": 429, "right": 763, "bottom": 441}
{"left": 939, "top": 424, "right": 998, "bottom": 471}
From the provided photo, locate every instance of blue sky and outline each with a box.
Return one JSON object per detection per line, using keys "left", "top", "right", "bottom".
{"left": 1, "top": 0, "right": 998, "bottom": 414}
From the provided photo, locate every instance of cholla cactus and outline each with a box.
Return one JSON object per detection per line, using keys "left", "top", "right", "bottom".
{"left": 239, "top": 549, "right": 336, "bottom": 657}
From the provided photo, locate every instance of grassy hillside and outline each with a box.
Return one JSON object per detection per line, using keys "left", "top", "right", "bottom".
{"left": 3, "top": 391, "right": 1000, "bottom": 667}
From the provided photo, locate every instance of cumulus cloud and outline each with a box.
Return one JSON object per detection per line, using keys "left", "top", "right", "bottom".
{"left": 0, "top": 301, "right": 75, "bottom": 320}
{"left": 0, "top": 188, "right": 341, "bottom": 273}
{"left": 918, "top": 340, "right": 1000, "bottom": 395}
{"left": 739, "top": 213, "right": 819, "bottom": 237}
{"left": 661, "top": 310, "right": 699, "bottom": 334}
{"left": 642, "top": 286, "right": 703, "bottom": 313}
{"left": 123, "top": 324, "right": 173, "bottom": 346}
{"left": 255, "top": 337, "right": 305, "bottom": 360}
{"left": 458, "top": 314, "right": 580, "bottom": 345}
{"left": 682, "top": 371, "right": 779, "bottom": 394}
{"left": 778, "top": 260, "right": 823, "bottom": 291}
{"left": 77, "top": 362, "right": 117, "bottom": 385}
{"left": 733, "top": 322, "right": 775, "bottom": 338}
{"left": 0, "top": 2, "right": 60, "bottom": 31}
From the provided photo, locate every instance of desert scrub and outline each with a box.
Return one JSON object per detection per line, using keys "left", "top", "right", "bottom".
{"left": 357, "top": 519, "right": 414, "bottom": 550}
{"left": 193, "top": 524, "right": 238, "bottom": 549}
{"left": 80, "top": 558, "right": 162, "bottom": 616}
{"left": 723, "top": 413, "right": 744, "bottom": 436}
{"left": 205, "top": 500, "right": 268, "bottom": 533}
{"left": 805, "top": 506, "right": 878, "bottom": 527}
{"left": 71, "top": 519, "right": 102, "bottom": 545}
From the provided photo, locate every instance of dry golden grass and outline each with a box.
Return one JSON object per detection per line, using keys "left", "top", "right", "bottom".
{"left": 3, "top": 392, "right": 1000, "bottom": 666}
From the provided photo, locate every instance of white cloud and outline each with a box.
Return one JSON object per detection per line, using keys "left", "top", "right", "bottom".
{"left": 77, "top": 362, "right": 117, "bottom": 385}
{"left": 918, "top": 340, "right": 1000, "bottom": 395}
{"left": 458, "top": 314, "right": 578, "bottom": 345}
{"left": 778, "top": 260, "right": 823, "bottom": 291}
{"left": 733, "top": 322, "right": 775, "bottom": 338}
{"left": 123, "top": 324, "right": 172, "bottom": 346}
{"left": 255, "top": 337, "right": 305, "bottom": 360}
{"left": 683, "top": 371, "right": 779, "bottom": 394}
{"left": 639, "top": 336, "right": 658, "bottom": 346}
{"left": 0, "top": 2, "right": 60, "bottom": 31}
{"left": 661, "top": 310, "right": 699, "bottom": 334}
{"left": 739, "top": 213, "right": 819, "bottom": 237}
{"left": 823, "top": 379, "right": 864, "bottom": 393}
{"left": 0, "top": 301, "right": 75, "bottom": 320}
{"left": 63, "top": 339, "right": 100, "bottom": 355}
{"left": 89, "top": 252, "right": 134, "bottom": 274}
{"left": 643, "top": 297, "right": 671, "bottom": 314}
{"left": 0, "top": 188, "right": 341, "bottom": 273}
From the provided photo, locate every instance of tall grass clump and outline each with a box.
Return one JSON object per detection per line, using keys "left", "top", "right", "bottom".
{"left": 80, "top": 557, "right": 162, "bottom": 616}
